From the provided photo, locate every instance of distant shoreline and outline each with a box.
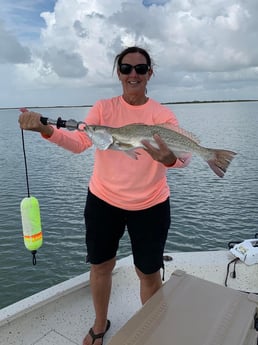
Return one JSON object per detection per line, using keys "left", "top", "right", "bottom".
{"left": 1, "top": 99, "right": 257, "bottom": 110}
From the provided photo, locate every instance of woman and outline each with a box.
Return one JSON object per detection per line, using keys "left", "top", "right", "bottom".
{"left": 19, "top": 46, "right": 189, "bottom": 345}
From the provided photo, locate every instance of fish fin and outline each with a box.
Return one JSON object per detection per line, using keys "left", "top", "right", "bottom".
{"left": 178, "top": 153, "right": 192, "bottom": 167}
{"left": 207, "top": 149, "right": 237, "bottom": 178}
{"left": 156, "top": 123, "right": 200, "bottom": 144}
{"left": 171, "top": 151, "right": 192, "bottom": 166}
{"left": 110, "top": 142, "right": 142, "bottom": 159}
{"left": 123, "top": 149, "right": 141, "bottom": 160}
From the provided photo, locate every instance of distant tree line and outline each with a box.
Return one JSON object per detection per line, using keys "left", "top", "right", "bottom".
{"left": 1, "top": 99, "right": 257, "bottom": 110}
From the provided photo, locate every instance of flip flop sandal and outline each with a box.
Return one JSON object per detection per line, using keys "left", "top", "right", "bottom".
{"left": 88, "top": 320, "right": 111, "bottom": 344}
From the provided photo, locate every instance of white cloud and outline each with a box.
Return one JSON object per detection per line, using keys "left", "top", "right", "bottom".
{"left": 0, "top": 0, "right": 258, "bottom": 107}
{"left": 0, "top": 20, "right": 31, "bottom": 64}
{"left": 42, "top": 49, "right": 88, "bottom": 78}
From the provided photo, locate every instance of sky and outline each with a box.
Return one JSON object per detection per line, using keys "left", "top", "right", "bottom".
{"left": 0, "top": 0, "right": 257, "bottom": 107}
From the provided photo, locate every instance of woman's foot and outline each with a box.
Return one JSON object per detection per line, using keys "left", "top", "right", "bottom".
{"left": 83, "top": 320, "right": 111, "bottom": 345}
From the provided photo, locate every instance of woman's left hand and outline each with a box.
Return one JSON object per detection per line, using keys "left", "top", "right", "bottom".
{"left": 141, "top": 134, "right": 177, "bottom": 166}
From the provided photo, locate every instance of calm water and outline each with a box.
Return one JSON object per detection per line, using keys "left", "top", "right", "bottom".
{"left": 0, "top": 102, "right": 257, "bottom": 309}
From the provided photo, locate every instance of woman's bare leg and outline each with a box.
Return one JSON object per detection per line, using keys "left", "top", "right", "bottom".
{"left": 83, "top": 257, "right": 115, "bottom": 345}
{"left": 135, "top": 267, "right": 162, "bottom": 304}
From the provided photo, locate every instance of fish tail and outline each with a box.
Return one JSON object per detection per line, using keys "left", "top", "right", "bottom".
{"left": 206, "top": 149, "right": 237, "bottom": 178}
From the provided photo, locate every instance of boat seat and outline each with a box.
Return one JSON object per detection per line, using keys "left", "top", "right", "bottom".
{"left": 107, "top": 270, "right": 258, "bottom": 345}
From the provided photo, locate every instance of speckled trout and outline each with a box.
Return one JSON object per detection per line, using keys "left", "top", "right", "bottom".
{"left": 85, "top": 123, "right": 236, "bottom": 178}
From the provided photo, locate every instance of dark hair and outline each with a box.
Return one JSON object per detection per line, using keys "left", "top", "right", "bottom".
{"left": 112, "top": 46, "right": 152, "bottom": 74}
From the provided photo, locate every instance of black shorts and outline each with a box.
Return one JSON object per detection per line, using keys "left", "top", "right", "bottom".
{"left": 84, "top": 189, "right": 171, "bottom": 274}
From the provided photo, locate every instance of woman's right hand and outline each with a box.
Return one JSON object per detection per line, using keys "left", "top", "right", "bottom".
{"left": 19, "top": 108, "right": 54, "bottom": 137}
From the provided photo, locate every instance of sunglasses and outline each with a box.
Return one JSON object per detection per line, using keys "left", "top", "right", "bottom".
{"left": 119, "top": 63, "right": 150, "bottom": 75}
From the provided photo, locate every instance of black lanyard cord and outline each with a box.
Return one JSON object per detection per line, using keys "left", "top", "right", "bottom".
{"left": 21, "top": 129, "right": 30, "bottom": 198}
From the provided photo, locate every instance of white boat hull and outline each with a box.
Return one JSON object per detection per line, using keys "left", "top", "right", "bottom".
{"left": 0, "top": 250, "right": 257, "bottom": 345}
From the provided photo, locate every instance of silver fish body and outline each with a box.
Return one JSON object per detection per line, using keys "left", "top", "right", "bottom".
{"left": 85, "top": 123, "right": 236, "bottom": 178}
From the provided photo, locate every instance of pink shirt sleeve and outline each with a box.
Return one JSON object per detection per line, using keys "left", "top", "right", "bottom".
{"left": 42, "top": 124, "right": 92, "bottom": 153}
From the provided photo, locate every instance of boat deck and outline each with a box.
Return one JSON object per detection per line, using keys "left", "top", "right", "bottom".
{"left": 0, "top": 250, "right": 257, "bottom": 345}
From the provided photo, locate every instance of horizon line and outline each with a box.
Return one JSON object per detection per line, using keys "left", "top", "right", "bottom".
{"left": 1, "top": 99, "right": 257, "bottom": 110}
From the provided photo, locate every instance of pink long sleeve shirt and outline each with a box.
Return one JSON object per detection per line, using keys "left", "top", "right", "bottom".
{"left": 45, "top": 96, "right": 188, "bottom": 210}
